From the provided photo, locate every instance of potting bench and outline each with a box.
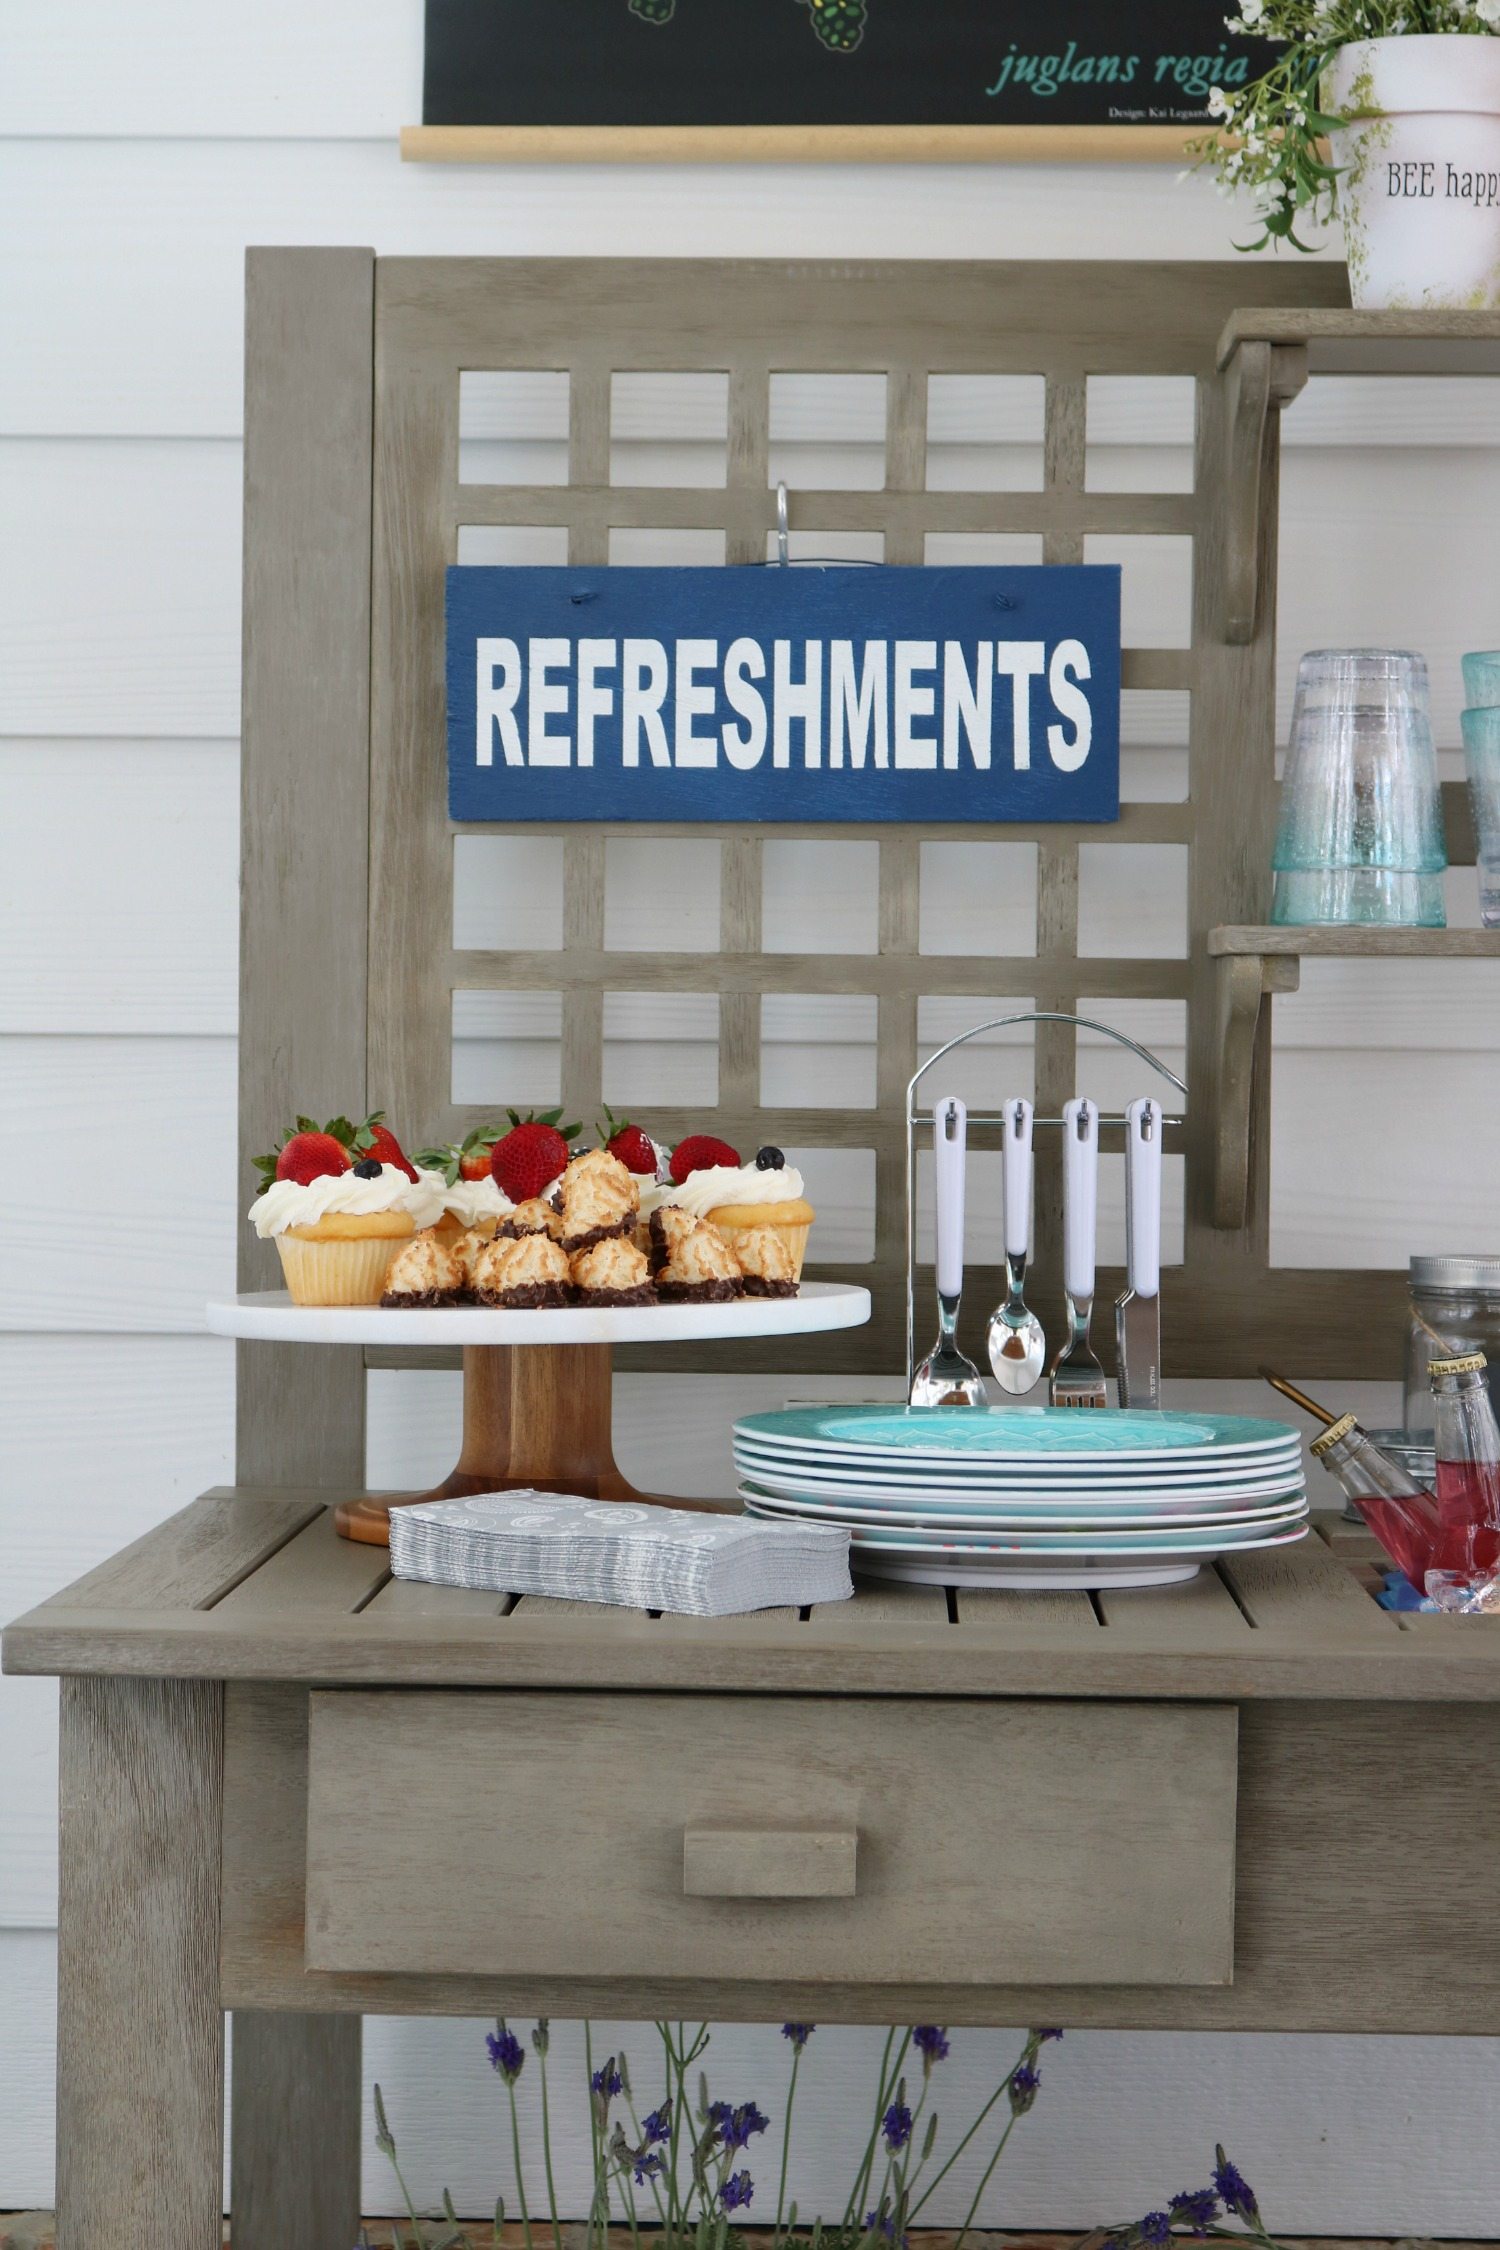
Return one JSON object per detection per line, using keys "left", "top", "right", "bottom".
{"left": 9, "top": 252, "right": 1500, "bottom": 2250}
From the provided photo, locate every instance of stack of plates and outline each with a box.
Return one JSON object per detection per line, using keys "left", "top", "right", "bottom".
{"left": 734, "top": 1404, "right": 1309, "bottom": 1591}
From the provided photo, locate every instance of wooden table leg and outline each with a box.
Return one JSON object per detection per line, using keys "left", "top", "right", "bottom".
{"left": 231, "top": 2012, "right": 362, "bottom": 2250}
{"left": 56, "top": 1677, "right": 224, "bottom": 2250}
{"left": 337, "top": 1339, "right": 732, "bottom": 1543}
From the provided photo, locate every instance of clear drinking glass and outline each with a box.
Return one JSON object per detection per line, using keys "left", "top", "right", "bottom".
{"left": 1459, "top": 703, "right": 1500, "bottom": 927}
{"left": 1271, "top": 649, "right": 1447, "bottom": 927}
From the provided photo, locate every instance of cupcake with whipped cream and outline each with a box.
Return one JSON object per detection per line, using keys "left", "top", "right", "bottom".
{"left": 250, "top": 1117, "right": 445, "bottom": 1305}
{"left": 642, "top": 1137, "right": 814, "bottom": 1282}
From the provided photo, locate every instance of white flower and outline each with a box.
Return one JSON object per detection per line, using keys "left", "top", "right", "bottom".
{"left": 1207, "top": 83, "right": 1233, "bottom": 118}
{"left": 1240, "top": 0, "right": 1264, "bottom": 22}
{"left": 1479, "top": 0, "right": 1500, "bottom": 26}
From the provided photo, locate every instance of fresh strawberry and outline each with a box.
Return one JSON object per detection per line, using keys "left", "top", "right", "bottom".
{"left": 599, "top": 1105, "right": 658, "bottom": 1178}
{"left": 274, "top": 1132, "right": 352, "bottom": 1187}
{"left": 360, "top": 1114, "right": 418, "bottom": 1182}
{"left": 490, "top": 1108, "right": 581, "bottom": 1202}
{"left": 669, "top": 1133, "right": 741, "bottom": 1185}
{"left": 411, "top": 1125, "right": 498, "bottom": 1187}
{"left": 251, "top": 1113, "right": 362, "bottom": 1196}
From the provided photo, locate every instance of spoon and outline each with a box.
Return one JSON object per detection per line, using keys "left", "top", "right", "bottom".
{"left": 910, "top": 1093, "right": 985, "bottom": 1408}
{"left": 988, "top": 1095, "right": 1046, "bottom": 1394}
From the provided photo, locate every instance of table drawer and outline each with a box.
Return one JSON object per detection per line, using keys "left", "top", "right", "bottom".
{"left": 305, "top": 1690, "right": 1236, "bottom": 1987}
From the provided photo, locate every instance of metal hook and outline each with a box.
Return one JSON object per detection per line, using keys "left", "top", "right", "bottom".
{"left": 775, "top": 480, "right": 790, "bottom": 568}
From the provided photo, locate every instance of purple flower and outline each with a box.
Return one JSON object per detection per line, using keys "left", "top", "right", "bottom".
{"left": 591, "top": 2063, "right": 623, "bottom": 2100}
{"left": 1169, "top": 2188, "right": 1220, "bottom": 2236}
{"left": 641, "top": 2103, "right": 671, "bottom": 2146}
{"left": 864, "top": 2212, "right": 910, "bottom": 2247}
{"left": 1140, "top": 2214, "right": 1173, "bottom": 2246}
{"left": 782, "top": 2022, "right": 816, "bottom": 2049}
{"left": 1034, "top": 2027, "right": 1064, "bottom": 2043}
{"left": 911, "top": 2025, "right": 950, "bottom": 2066}
{"left": 633, "top": 2151, "right": 665, "bottom": 2186}
{"left": 1008, "top": 2063, "right": 1040, "bottom": 2116}
{"left": 710, "top": 2099, "right": 769, "bottom": 2154}
{"left": 720, "top": 2170, "right": 754, "bottom": 2212}
{"left": 486, "top": 2025, "right": 525, "bottom": 2083}
{"left": 882, "top": 2100, "right": 913, "bottom": 2152}
{"left": 1213, "top": 2154, "right": 1258, "bottom": 2221}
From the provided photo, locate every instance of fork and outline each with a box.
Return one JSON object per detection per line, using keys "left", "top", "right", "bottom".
{"left": 1048, "top": 1096, "right": 1108, "bottom": 1408}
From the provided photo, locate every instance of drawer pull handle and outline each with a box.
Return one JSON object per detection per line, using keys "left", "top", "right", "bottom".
{"left": 682, "top": 1823, "right": 858, "bottom": 1899}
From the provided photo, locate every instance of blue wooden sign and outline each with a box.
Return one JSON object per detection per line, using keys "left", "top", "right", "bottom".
{"left": 446, "top": 564, "right": 1120, "bottom": 824}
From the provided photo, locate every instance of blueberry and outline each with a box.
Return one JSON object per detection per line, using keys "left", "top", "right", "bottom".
{"left": 755, "top": 1145, "right": 785, "bottom": 1171}
{"left": 352, "top": 1158, "right": 383, "bottom": 1178}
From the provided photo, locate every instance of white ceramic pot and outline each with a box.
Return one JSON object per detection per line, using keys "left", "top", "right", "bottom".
{"left": 1328, "top": 34, "right": 1500, "bottom": 307}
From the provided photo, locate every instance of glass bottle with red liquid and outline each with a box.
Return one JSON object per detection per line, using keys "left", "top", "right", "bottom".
{"left": 1309, "top": 1411, "right": 1442, "bottom": 1589}
{"left": 1427, "top": 1350, "right": 1500, "bottom": 1587}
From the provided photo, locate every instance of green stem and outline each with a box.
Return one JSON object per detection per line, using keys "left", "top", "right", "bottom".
{"left": 908, "top": 2034, "right": 1031, "bottom": 2220}
{"left": 381, "top": 2147, "right": 427, "bottom": 2250}
{"left": 585, "top": 2024, "right": 604, "bottom": 2250}
{"left": 843, "top": 2028, "right": 896, "bottom": 2227}
{"left": 853, "top": 2034, "right": 909, "bottom": 2228}
{"left": 774, "top": 2044, "right": 802, "bottom": 2246}
{"left": 658, "top": 2022, "right": 681, "bottom": 2242}
{"left": 507, "top": 2079, "right": 534, "bottom": 2250}
{"left": 622, "top": 2080, "right": 669, "bottom": 2232}
{"left": 952, "top": 2111, "right": 1019, "bottom": 2250}
{"left": 537, "top": 2045, "right": 564, "bottom": 2250}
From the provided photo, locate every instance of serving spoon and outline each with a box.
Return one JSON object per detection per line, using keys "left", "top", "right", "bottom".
{"left": 987, "top": 1095, "right": 1046, "bottom": 1394}
{"left": 910, "top": 1094, "right": 985, "bottom": 1408}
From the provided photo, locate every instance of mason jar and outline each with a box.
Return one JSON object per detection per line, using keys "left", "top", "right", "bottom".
{"left": 1404, "top": 1256, "right": 1500, "bottom": 1442}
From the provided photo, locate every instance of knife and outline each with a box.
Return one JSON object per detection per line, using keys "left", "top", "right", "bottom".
{"left": 1115, "top": 1095, "right": 1162, "bottom": 1410}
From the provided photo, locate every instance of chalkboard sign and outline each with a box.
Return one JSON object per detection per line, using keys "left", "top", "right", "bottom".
{"left": 447, "top": 564, "right": 1121, "bottom": 825}
{"left": 423, "top": 0, "right": 1273, "bottom": 131}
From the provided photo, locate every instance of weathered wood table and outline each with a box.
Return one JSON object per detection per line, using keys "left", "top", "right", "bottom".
{"left": 8, "top": 1502, "right": 1500, "bottom": 2250}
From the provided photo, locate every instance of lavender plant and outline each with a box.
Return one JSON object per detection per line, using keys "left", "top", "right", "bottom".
{"left": 1088, "top": 2144, "right": 1295, "bottom": 2250}
{"left": 1191, "top": 0, "right": 1500, "bottom": 249}
{"left": 367, "top": 2019, "right": 1283, "bottom": 2250}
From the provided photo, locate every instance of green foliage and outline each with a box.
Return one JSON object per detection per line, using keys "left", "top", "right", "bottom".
{"left": 1193, "top": 0, "right": 1500, "bottom": 249}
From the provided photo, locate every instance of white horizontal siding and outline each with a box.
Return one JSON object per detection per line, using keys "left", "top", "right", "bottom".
{"left": 5, "top": 433, "right": 1496, "bottom": 750}
{"left": 0, "top": 1333, "right": 235, "bottom": 1924}
{"left": 5, "top": 4, "right": 1500, "bottom": 2222}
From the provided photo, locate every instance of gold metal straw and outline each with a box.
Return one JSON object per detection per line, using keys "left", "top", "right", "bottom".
{"left": 1258, "top": 1366, "right": 1339, "bottom": 1428}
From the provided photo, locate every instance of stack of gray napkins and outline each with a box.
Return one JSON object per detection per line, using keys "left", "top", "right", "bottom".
{"left": 389, "top": 1489, "right": 852, "bottom": 1616}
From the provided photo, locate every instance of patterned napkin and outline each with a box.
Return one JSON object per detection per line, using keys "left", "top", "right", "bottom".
{"left": 388, "top": 1488, "right": 852, "bottom": 1616}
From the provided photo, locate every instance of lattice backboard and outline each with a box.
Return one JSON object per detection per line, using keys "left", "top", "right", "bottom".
{"left": 363, "top": 256, "right": 1354, "bottom": 1378}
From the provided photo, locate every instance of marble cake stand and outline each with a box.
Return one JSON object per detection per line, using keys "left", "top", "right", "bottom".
{"left": 207, "top": 1283, "right": 871, "bottom": 1544}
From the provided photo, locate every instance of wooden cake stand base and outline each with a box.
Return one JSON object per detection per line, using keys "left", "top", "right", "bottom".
{"left": 336, "top": 1343, "right": 722, "bottom": 1545}
{"left": 206, "top": 1286, "right": 871, "bottom": 1548}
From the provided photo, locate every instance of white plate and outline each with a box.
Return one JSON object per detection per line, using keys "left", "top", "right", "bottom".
{"left": 207, "top": 1281, "right": 870, "bottom": 1346}
{"left": 739, "top": 1485, "right": 1308, "bottom": 1534}
{"left": 733, "top": 1457, "right": 1304, "bottom": 1506}
{"left": 843, "top": 1521, "right": 1308, "bottom": 1559}
{"left": 856, "top": 1555, "right": 1202, "bottom": 1591}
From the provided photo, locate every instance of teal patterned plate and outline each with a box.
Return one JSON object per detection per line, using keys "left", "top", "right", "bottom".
{"left": 733, "top": 1404, "right": 1299, "bottom": 1465}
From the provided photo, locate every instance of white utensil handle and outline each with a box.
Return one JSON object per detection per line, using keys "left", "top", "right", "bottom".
{"left": 1124, "top": 1096, "right": 1162, "bottom": 1300}
{"left": 934, "top": 1094, "right": 967, "bottom": 1300}
{"left": 1062, "top": 1096, "right": 1098, "bottom": 1304}
{"left": 1001, "top": 1096, "right": 1033, "bottom": 1261}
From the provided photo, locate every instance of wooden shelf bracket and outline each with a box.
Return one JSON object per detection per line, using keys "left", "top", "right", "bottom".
{"left": 1211, "top": 943, "right": 1301, "bottom": 1229}
{"left": 1219, "top": 338, "right": 1309, "bottom": 645}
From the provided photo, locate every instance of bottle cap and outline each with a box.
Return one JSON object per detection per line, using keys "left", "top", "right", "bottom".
{"left": 1409, "top": 1255, "right": 1500, "bottom": 1294}
{"left": 1430, "top": 1351, "right": 1488, "bottom": 1377}
{"left": 1310, "top": 1412, "right": 1358, "bottom": 1454}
